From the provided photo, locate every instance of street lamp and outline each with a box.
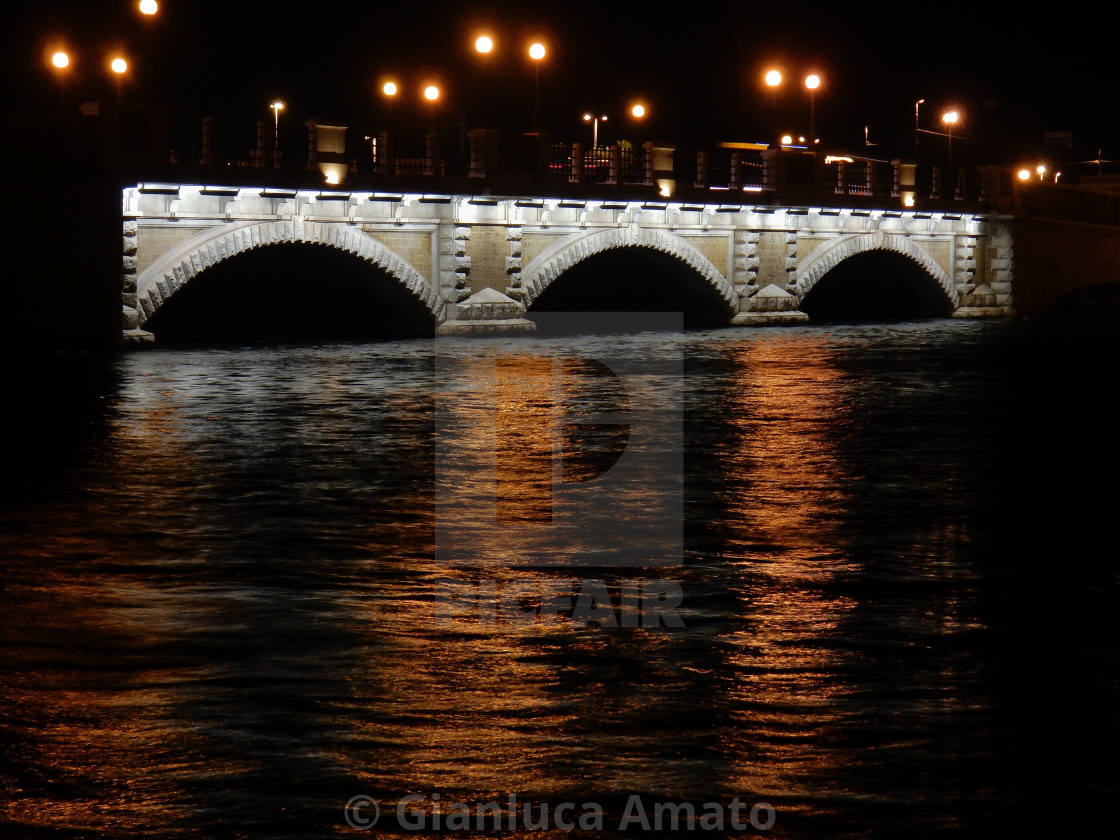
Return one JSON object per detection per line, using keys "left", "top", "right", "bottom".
{"left": 914, "top": 98, "right": 925, "bottom": 160}
{"left": 110, "top": 56, "right": 127, "bottom": 104}
{"left": 583, "top": 112, "right": 607, "bottom": 148}
{"left": 804, "top": 73, "right": 821, "bottom": 145}
{"left": 270, "top": 100, "right": 284, "bottom": 168}
{"left": 48, "top": 50, "right": 70, "bottom": 112}
{"left": 763, "top": 69, "right": 783, "bottom": 141}
{"left": 380, "top": 80, "right": 398, "bottom": 128}
{"left": 473, "top": 34, "right": 495, "bottom": 128}
{"left": 138, "top": 0, "right": 158, "bottom": 14}
{"left": 631, "top": 103, "right": 646, "bottom": 119}
{"left": 424, "top": 84, "right": 440, "bottom": 131}
{"left": 528, "top": 41, "right": 546, "bottom": 132}
{"left": 942, "top": 109, "right": 959, "bottom": 174}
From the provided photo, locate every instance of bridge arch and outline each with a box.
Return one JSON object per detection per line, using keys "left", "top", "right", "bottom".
{"left": 519, "top": 227, "right": 738, "bottom": 315}
{"left": 792, "top": 231, "right": 960, "bottom": 309}
{"left": 132, "top": 220, "right": 446, "bottom": 325}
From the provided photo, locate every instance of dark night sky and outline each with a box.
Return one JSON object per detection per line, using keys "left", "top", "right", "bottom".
{"left": 8, "top": 1, "right": 1118, "bottom": 170}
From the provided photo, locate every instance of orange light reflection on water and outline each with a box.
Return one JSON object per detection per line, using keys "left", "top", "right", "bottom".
{"left": 706, "top": 334, "right": 861, "bottom": 805}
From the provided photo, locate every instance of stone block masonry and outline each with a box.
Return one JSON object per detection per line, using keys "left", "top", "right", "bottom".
{"left": 121, "top": 185, "right": 1011, "bottom": 341}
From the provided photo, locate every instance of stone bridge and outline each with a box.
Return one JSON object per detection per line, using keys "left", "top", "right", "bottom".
{"left": 122, "top": 173, "right": 1014, "bottom": 341}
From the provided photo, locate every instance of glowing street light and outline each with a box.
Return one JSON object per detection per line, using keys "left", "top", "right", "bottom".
{"left": 381, "top": 80, "right": 399, "bottom": 130}
{"left": 48, "top": 50, "right": 71, "bottom": 111}
{"left": 528, "top": 41, "right": 546, "bottom": 132}
{"left": 942, "top": 108, "right": 960, "bottom": 173}
{"left": 110, "top": 56, "right": 128, "bottom": 103}
{"left": 138, "top": 0, "right": 158, "bottom": 14}
{"left": 583, "top": 112, "right": 607, "bottom": 148}
{"left": 762, "top": 68, "right": 784, "bottom": 140}
{"left": 472, "top": 34, "right": 497, "bottom": 127}
{"left": 804, "top": 73, "right": 821, "bottom": 144}
{"left": 270, "top": 100, "right": 284, "bottom": 168}
{"left": 424, "top": 84, "right": 440, "bottom": 130}
{"left": 631, "top": 103, "right": 646, "bottom": 119}
{"left": 914, "top": 98, "right": 925, "bottom": 159}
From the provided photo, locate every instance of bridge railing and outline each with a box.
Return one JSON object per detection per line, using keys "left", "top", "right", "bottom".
{"left": 15, "top": 104, "right": 1018, "bottom": 214}
{"left": 823, "top": 159, "right": 895, "bottom": 197}
{"left": 694, "top": 148, "right": 765, "bottom": 191}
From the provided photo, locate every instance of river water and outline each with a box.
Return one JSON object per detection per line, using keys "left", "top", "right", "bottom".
{"left": 1, "top": 316, "right": 1118, "bottom": 839}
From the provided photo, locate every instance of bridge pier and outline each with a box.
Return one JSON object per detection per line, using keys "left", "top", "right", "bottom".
{"left": 731, "top": 284, "right": 810, "bottom": 325}
{"left": 435, "top": 287, "right": 536, "bottom": 335}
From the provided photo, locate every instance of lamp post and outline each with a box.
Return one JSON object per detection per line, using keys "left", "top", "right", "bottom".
{"left": 110, "top": 57, "right": 127, "bottom": 104}
{"left": 138, "top": 0, "right": 158, "bottom": 14}
{"left": 380, "top": 80, "right": 398, "bottom": 130}
{"left": 914, "top": 98, "right": 925, "bottom": 160}
{"left": 424, "top": 84, "right": 440, "bottom": 131}
{"left": 804, "top": 73, "right": 821, "bottom": 145}
{"left": 49, "top": 51, "right": 70, "bottom": 111}
{"left": 942, "top": 109, "right": 959, "bottom": 175}
{"left": 764, "top": 69, "right": 781, "bottom": 138}
{"left": 473, "top": 34, "right": 494, "bottom": 127}
{"left": 583, "top": 112, "right": 607, "bottom": 147}
{"left": 270, "top": 100, "right": 284, "bottom": 168}
{"left": 528, "top": 41, "right": 546, "bottom": 132}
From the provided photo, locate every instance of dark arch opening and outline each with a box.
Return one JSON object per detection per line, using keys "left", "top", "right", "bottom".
{"left": 528, "top": 247, "right": 731, "bottom": 331}
{"left": 800, "top": 251, "right": 954, "bottom": 323}
{"left": 143, "top": 243, "right": 436, "bottom": 343}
